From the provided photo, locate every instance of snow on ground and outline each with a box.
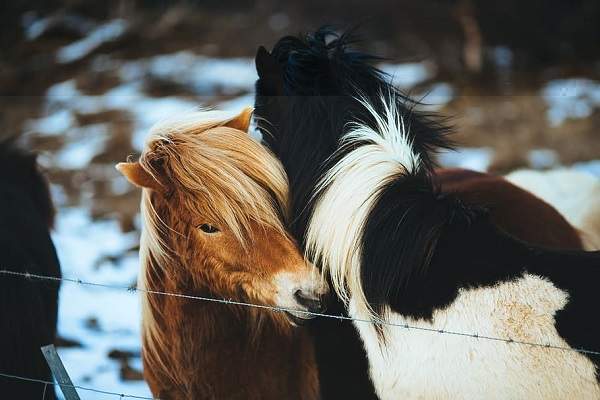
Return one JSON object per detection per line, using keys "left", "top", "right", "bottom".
{"left": 26, "top": 109, "right": 75, "bottom": 137}
{"left": 379, "top": 62, "right": 431, "bottom": 89}
{"left": 36, "top": 79, "right": 201, "bottom": 151}
{"left": 542, "top": 78, "right": 600, "bottom": 126}
{"left": 438, "top": 147, "right": 494, "bottom": 172}
{"left": 573, "top": 160, "right": 600, "bottom": 178}
{"left": 56, "top": 19, "right": 128, "bottom": 64}
{"left": 418, "top": 82, "right": 455, "bottom": 110}
{"left": 123, "top": 51, "right": 257, "bottom": 95}
{"left": 55, "top": 124, "right": 110, "bottom": 169}
{"left": 527, "top": 149, "right": 560, "bottom": 169}
{"left": 52, "top": 208, "right": 150, "bottom": 399}
{"left": 22, "top": 12, "right": 96, "bottom": 41}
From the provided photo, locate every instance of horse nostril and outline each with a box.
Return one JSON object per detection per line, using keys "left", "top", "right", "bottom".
{"left": 294, "top": 289, "right": 324, "bottom": 313}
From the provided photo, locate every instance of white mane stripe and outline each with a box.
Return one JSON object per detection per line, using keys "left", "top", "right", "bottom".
{"left": 305, "top": 93, "right": 420, "bottom": 315}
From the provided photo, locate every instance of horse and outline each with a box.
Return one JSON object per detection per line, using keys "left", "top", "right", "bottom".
{"left": 505, "top": 168, "right": 600, "bottom": 250}
{"left": 254, "top": 28, "right": 600, "bottom": 399}
{"left": 117, "top": 108, "right": 327, "bottom": 400}
{"left": 0, "top": 138, "right": 60, "bottom": 400}
{"left": 433, "top": 168, "right": 585, "bottom": 250}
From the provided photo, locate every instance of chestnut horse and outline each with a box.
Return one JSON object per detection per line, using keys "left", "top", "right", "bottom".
{"left": 117, "top": 108, "right": 327, "bottom": 400}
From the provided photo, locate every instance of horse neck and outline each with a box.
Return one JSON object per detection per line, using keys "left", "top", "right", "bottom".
{"left": 141, "top": 256, "right": 317, "bottom": 400}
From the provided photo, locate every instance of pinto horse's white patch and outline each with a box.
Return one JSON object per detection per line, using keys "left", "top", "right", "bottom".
{"left": 351, "top": 274, "right": 600, "bottom": 399}
{"left": 305, "top": 94, "right": 419, "bottom": 315}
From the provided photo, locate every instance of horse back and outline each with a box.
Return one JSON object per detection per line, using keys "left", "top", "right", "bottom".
{"left": 434, "top": 168, "right": 584, "bottom": 250}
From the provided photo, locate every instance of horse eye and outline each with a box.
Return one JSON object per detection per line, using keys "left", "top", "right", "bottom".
{"left": 198, "top": 223, "right": 219, "bottom": 234}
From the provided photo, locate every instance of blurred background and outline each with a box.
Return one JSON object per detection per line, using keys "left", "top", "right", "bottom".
{"left": 2, "top": 0, "right": 599, "bottom": 397}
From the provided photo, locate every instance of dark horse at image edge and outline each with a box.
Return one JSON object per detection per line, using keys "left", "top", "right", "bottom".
{"left": 0, "top": 138, "right": 60, "bottom": 399}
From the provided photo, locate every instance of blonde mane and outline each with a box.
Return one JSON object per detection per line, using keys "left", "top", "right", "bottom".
{"left": 136, "top": 110, "right": 291, "bottom": 387}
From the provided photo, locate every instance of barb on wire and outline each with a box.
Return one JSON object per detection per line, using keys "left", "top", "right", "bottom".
{"left": 1, "top": 269, "right": 600, "bottom": 357}
{"left": 0, "top": 372, "right": 157, "bottom": 399}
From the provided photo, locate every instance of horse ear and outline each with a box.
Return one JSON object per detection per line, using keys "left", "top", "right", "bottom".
{"left": 255, "top": 46, "right": 278, "bottom": 77}
{"left": 255, "top": 46, "right": 284, "bottom": 96}
{"left": 224, "top": 107, "right": 253, "bottom": 132}
{"left": 116, "top": 162, "right": 162, "bottom": 192}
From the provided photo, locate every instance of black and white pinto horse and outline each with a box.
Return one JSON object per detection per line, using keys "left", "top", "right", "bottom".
{"left": 0, "top": 139, "right": 60, "bottom": 399}
{"left": 255, "top": 29, "right": 600, "bottom": 399}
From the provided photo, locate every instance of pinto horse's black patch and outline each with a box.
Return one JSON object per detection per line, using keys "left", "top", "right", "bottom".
{"left": 362, "top": 170, "right": 600, "bottom": 371}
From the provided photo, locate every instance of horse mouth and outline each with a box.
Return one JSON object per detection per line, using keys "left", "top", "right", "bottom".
{"left": 284, "top": 311, "right": 315, "bottom": 326}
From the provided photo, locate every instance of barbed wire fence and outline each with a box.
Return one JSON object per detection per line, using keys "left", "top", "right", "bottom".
{"left": 0, "top": 371, "right": 156, "bottom": 399}
{"left": 1, "top": 268, "right": 599, "bottom": 399}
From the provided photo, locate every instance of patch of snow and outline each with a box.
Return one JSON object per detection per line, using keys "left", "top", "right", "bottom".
{"left": 52, "top": 207, "right": 138, "bottom": 281}
{"left": 22, "top": 12, "right": 96, "bottom": 41}
{"left": 50, "top": 184, "right": 69, "bottom": 207}
{"left": 22, "top": 12, "right": 50, "bottom": 40}
{"left": 379, "top": 62, "right": 431, "bottom": 89}
{"left": 26, "top": 109, "right": 74, "bottom": 136}
{"left": 542, "top": 79, "right": 600, "bottom": 126}
{"left": 57, "top": 19, "right": 128, "bottom": 64}
{"left": 54, "top": 124, "right": 110, "bottom": 169}
{"left": 52, "top": 207, "right": 150, "bottom": 398}
{"left": 527, "top": 149, "right": 560, "bottom": 169}
{"left": 110, "top": 175, "right": 132, "bottom": 195}
{"left": 47, "top": 79, "right": 81, "bottom": 99}
{"left": 58, "top": 342, "right": 150, "bottom": 400}
{"left": 573, "top": 160, "right": 600, "bottom": 178}
{"left": 39, "top": 79, "right": 199, "bottom": 151}
{"left": 57, "top": 281, "right": 149, "bottom": 399}
{"left": 438, "top": 147, "right": 494, "bottom": 172}
{"left": 119, "top": 52, "right": 257, "bottom": 95}
{"left": 420, "top": 83, "right": 455, "bottom": 110}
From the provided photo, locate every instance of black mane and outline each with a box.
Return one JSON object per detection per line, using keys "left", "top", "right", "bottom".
{"left": 255, "top": 27, "right": 452, "bottom": 237}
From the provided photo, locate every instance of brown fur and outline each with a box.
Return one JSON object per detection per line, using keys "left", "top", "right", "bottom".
{"left": 434, "top": 168, "right": 584, "bottom": 249}
{"left": 119, "top": 109, "right": 321, "bottom": 400}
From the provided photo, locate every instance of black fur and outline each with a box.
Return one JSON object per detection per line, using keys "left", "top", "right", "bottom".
{"left": 0, "top": 139, "right": 60, "bottom": 399}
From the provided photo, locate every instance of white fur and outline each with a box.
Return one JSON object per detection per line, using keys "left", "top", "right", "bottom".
{"left": 273, "top": 269, "right": 327, "bottom": 320}
{"left": 351, "top": 274, "right": 600, "bottom": 399}
{"left": 305, "top": 94, "right": 420, "bottom": 315}
{"left": 506, "top": 169, "right": 600, "bottom": 250}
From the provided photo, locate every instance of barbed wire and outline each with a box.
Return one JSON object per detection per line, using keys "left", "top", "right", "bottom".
{"left": 1, "top": 269, "right": 600, "bottom": 357}
{"left": 0, "top": 372, "right": 157, "bottom": 399}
